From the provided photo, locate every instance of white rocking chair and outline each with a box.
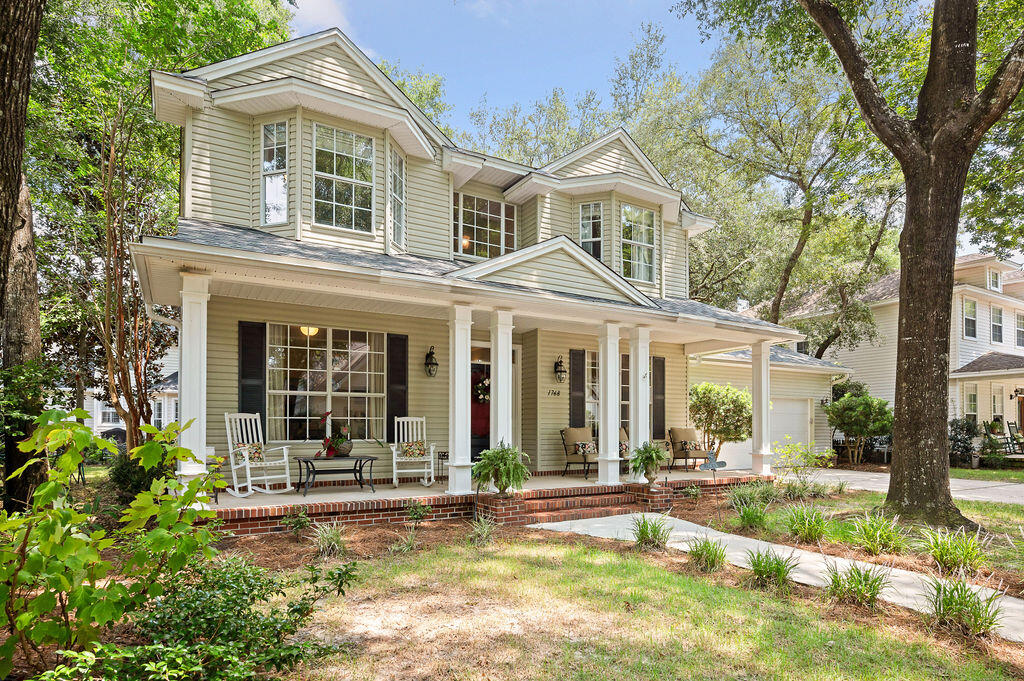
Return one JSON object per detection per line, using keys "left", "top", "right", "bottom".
{"left": 389, "top": 417, "right": 436, "bottom": 488}
{"left": 224, "top": 413, "right": 292, "bottom": 497}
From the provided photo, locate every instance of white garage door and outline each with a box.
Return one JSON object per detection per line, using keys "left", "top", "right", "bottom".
{"left": 718, "top": 398, "right": 810, "bottom": 470}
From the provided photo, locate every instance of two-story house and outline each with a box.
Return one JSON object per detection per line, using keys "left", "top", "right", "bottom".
{"left": 786, "top": 253, "right": 1024, "bottom": 429}
{"left": 134, "top": 28, "right": 844, "bottom": 491}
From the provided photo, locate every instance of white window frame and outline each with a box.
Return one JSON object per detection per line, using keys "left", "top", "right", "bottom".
{"left": 620, "top": 353, "right": 630, "bottom": 433}
{"left": 988, "top": 268, "right": 1002, "bottom": 291}
{"left": 172, "top": 399, "right": 179, "bottom": 423}
{"left": 389, "top": 146, "right": 406, "bottom": 250}
{"left": 1016, "top": 311, "right": 1024, "bottom": 347}
{"left": 266, "top": 323, "right": 387, "bottom": 443}
{"left": 965, "top": 383, "right": 978, "bottom": 423}
{"left": 153, "top": 401, "right": 164, "bottom": 429}
{"left": 260, "top": 121, "right": 288, "bottom": 226}
{"left": 584, "top": 350, "right": 600, "bottom": 431}
{"left": 312, "top": 123, "right": 375, "bottom": 235}
{"left": 579, "top": 201, "right": 602, "bottom": 260}
{"left": 100, "top": 402, "right": 119, "bottom": 425}
{"left": 963, "top": 298, "right": 978, "bottom": 339}
{"left": 452, "top": 191, "right": 516, "bottom": 260}
{"left": 620, "top": 203, "right": 655, "bottom": 283}
{"left": 992, "top": 305, "right": 1004, "bottom": 343}
{"left": 992, "top": 384, "right": 1004, "bottom": 424}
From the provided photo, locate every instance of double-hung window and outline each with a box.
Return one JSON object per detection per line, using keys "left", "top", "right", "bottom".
{"left": 313, "top": 124, "right": 374, "bottom": 233}
{"left": 992, "top": 305, "right": 1004, "bottom": 343}
{"left": 389, "top": 148, "right": 406, "bottom": 249}
{"left": 963, "top": 299, "right": 977, "bottom": 339}
{"left": 261, "top": 122, "right": 288, "bottom": 225}
{"left": 579, "top": 202, "right": 602, "bottom": 259}
{"left": 100, "top": 402, "right": 119, "bottom": 425}
{"left": 1016, "top": 312, "right": 1024, "bottom": 347}
{"left": 993, "top": 385, "right": 1004, "bottom": 424}
{"left": 452, "top": 192, "right": 515, "bottom": 259}
{"left": 965, "top": 384, "right": 978, "bottom": 423}
{"left": 153, "top": 401, "right": 164, "bottom": 429}
{"left": 620, "top": 354, "right": 630, "bottom": 432}
{"left": 621, "top": 203, "right": 655, "bottom": 282}
{"left": 267, "top": 324, "right": 386, "bottom": 442}
{"left": 584, "top": 350, "right": 600, "bottom": 431}
{"left": 989, "top": 269, "right": 1002, "bottom": 291}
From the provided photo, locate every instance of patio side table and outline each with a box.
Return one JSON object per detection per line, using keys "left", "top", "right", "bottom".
{"left": 295, "top": 455, "right": 378, "bottom": 496}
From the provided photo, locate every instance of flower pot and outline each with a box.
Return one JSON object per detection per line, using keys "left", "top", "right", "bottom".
{"left": 645, "top": 464, "right": 660, "bottom": 485}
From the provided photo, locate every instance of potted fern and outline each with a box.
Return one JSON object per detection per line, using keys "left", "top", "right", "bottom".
{"left": 472, "top": 441, "right": 531, "bottom": 496}
{"left": 629, "top": 441, "right": 668, "bottom": 485}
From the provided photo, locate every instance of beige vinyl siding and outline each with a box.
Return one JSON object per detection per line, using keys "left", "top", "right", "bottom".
{"left": 826, "top": 302, "right": 899, "bottom": 406}
{"left": 458, "top": 180, "right": 507, "bottom": 204}
{"left": 953, "top": 291, "right": 1024, "bottom": 366}
{"left": 553, "top": 138, "right": 654, "bottom": 181}
{"left": 611, "top": 193, "right": 662, "bottom": 298}
{"left": 519, "top": 196, "right": 538, "bottom": 248}
{"left": 662, "top": 228, "right": 689, "bottom": 299}
{"left": 536, "top": 192, "right": 573, "bottom": 242}
{"left": 955, "top": 266, "right": 992, "bottom": 290}
{"left": 188, "top": 105, "right": 253, "bottom": 226}
{"left": 205, "top": 296, "right": 449, "bottom": 481}
{"left": 404, "top": 140, "right": 451, "bottom": 259}
{"left": 477, "top": 250, "right": 634, "bottom": 303}
{"left": 207, "top": 43, "right": 394, "bottom": 107}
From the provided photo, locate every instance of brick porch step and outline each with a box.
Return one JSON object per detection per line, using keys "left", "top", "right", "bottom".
{"left": 523, "top": 492, "right": 635, "bottom": 514}
{"left": 524, "top": 503, "right": 644, "bottom": 525}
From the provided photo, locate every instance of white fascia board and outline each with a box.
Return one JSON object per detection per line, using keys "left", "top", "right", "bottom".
{"left": 502, "top": 173, "right": 560, "bottom": 203}
{"left": 950, "top": 368, "right": 1024, "bottom": 380}
{"left": 542, "top": 128, "right": 671, "bottom": 189}
{"left": 556, "top": 173, "right": 681, "bottom": 216}
{"left": 150, "top": 71, "right": 207, "bottom": 125}
{"left": 953, "top": 284, "right": 1024, "bottom": 310}
{"left": 442, "top": 146, "right": 532, "bottom": 188}
{"left": 679, "top": 210, "right": 716, "bottom": 236}
{"left": 692, "top": 355, "right": 853, "bottom": 375}
{"left": 211, "top": 78, "right": 433, "bottom": 159}
{"left": 450, "top": 235, "right": 656, "bottom": 308}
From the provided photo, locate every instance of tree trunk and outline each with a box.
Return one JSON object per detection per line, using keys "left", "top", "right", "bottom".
{"left": 2, "top": 178, "right": 45, "bottom": 510}
{"left": 768, "top": 203, "right": 813, "bottom": 324}
{"left": 885, "top": 157, "right": 972, "bottom": 525}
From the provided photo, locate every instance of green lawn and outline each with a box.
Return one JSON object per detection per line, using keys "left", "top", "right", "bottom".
{"left": 948, "top": 468, "right": 1024, "bottom": 484}
{"left": 290, "top": 539, "right": 1017, "bottom": 680}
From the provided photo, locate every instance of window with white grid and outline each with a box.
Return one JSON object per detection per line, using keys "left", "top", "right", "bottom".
{"left": 389, "top": 147, "right": 406, "bottom": 248}
{"left": 313, "top": 124, "right": 374, "bottom": 233}
{"left": 579, "top": 202, "right": 602, "bottom": 259}
{"left": 621, "top": 203, "right": 655, "bottom": 282}
{"left": 261, "top": 121, "right": 287, "bottom": 225}
{"left": 992, "top": 305, "right": 1004, "bottom": 343}
{"left": 452, "top": 192, "right": 515, "bottom": 259}
{"left": 584, "top": 350, "right": 600, "bottom": 431}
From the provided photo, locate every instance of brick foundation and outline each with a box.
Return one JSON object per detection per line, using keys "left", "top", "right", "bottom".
{"left": 625, "top": 483, "right": 673, "bottom": 512}
{"left": 477, "top": 493, "right": 529, "bottom": 526}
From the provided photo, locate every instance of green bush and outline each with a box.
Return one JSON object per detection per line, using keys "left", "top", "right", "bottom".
{"left": 108, "top": 448, "right": 170, "bottom": 500}
{"left": 311, "top": 522, "right": 347, "bottom": 558}
{"left": 405, "top": 500, "right": 433, "bottom": 526}
{"left": 681, "top": 484, "right": 702, "bottom": 499}
{"left": 726, "top": 480, "right": 778, "bottom": 509}
{"left": 920, "top": 527, "right": 987, "bottom": 573}
{"left": 632, "top": 514, "right": 671, "bottom": 551}
{"left": 745, "top": 549, "right": 799, "bottom": 592}
{"left": 780, "top": 480, "right": 811, "bottom": 501}
{"left": 785, "top": 506, "right": 829, "bottom": 543}
{"left": 924, "top": 578, "right": 1002, "bottom": 637}
{"left": 468, "top": 515, "right": 497, "bottom": 546}
{"left": 281, "top": 507, "right": 311, "bottom": 541}
{"left": 948, "top": 418, "right": 979, "bottom": 468}
{"left": 688, "top": 536, "right": 727, "bottom": 572}
{"left": 846, "top": 513, "right": 908, "bottom": 555}
{"left": 688, "top": 382, "right": 752, "bottom": 453}
{"left": 809, "top": 482, "right": 831, "bottom": 498}
{"left": 472, "top": 441, "right": 530, "bottom": 495}
{"left": 772, "top": 437, "right": 832, "bottom": 484}
{"left": 629, "top": 441, "right": 668, "bottom": 484}
{"left": 823, "top": 394, "right": 893, "bottom": 464}
{"left": 736, "top": 503, "right": 769, "bottom": 531}
{"left": 824, "top": 563, "right": 889, "bottom": 607}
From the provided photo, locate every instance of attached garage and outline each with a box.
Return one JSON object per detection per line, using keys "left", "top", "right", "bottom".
{"left": 687, "top": 346, "right": 851, "bottom": 470}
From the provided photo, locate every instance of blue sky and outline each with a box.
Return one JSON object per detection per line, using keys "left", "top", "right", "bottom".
{"left": 290, "top": 0, "right": 716, "bottom": 133}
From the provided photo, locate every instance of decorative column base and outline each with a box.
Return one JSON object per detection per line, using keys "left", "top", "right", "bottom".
{"left": 447, "top": 463, "right": 474, "bottom": 495}
{"left": 596, "top": 457, "right": 620, "bottom": 485}
{"left": 752, "top": 451, "right": 773, "bottom": 476}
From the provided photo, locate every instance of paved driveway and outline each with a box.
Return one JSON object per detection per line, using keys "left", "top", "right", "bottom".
{"left": 802, "top": 468, "right": 1024, "bottom": 505}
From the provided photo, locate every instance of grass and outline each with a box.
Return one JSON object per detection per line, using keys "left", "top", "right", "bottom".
{"left": 948, "top": 468, "right": 1024, "bottom": 484}
{"left": 291, "top": 538, "right": 1018, "bottom": 680}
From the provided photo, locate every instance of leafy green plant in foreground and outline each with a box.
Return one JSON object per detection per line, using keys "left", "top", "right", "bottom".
{"left": 472, "top": 441, "right": 530, "bottom": 495}
{"left": 924, "top": 578, "right": 1002, "bottom": 638}
{"left": 845, "top": 513, "right": 908, "bottom": 555}
{"left": 920, "top": 527, "right": 987, "bottom": 573}
{"left": 688, "top": 536, "right": 727, "bottom": 573}
{"left": 746, "top": 548, "right": 799, "bottom": 593}
{"left": 785, "top": 505, "right": 829, "bottom": 543}
{"left": 632, "top": 514, "right": 671, "bottom": 551}
{"left": 823, "top": 563, "right": 890, "bottom": 608}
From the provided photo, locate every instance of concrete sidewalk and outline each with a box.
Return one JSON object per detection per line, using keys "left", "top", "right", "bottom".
{"left": 530, "top": 512, "right": 1024, "bottom": 643}
{"left": 797, "top": 468, "right": 1024, "bottom": 505}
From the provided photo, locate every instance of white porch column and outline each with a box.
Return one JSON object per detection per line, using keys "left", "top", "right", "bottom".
{"left": 179, "top": 273, "right": 210, "bottom": 475}
{"left": 628, "top": 326, "right": 652, "bottom": 447}
{"left": 489, "top": 309, "right": 514, "bottom": 448}
{"left": 447, "top": 305, "right": 474, "bottom": 494}
{"left": 751, "top": 340, "right": 772, "bottom": 475}
{"left": 597, "top": 322, "right": 621, "bottom": 484}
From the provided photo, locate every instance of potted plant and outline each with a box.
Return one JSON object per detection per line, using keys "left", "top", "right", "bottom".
{"left": 629, "top": 441, "right": 668, "bottom": 485}
{"left": 319, "top": 412, "right": 352, "bottom": 458}
{"left": 472, "top": 441, "right": 530, "bottom": 495}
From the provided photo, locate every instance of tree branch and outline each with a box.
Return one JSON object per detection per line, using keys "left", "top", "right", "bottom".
{"left": 962, "top": 30, "right": 1024, "bottom": 148}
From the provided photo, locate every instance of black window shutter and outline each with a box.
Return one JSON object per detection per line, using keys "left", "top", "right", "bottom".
{"left": 386, "top": 334, "right": 409, "bottom": 442}
{"left": 238, "top": 322, "right": 267, "bottom": 425}
{"left": 651, "top": 356, "right": 666, "bottom": 440}
{"left": 569, "top": 349, "right": 585, "bottom": 428}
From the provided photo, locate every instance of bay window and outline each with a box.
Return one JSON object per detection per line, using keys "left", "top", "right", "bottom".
{"left": 313, "top": 124, "right": 374, "bottom": 233}
{"left": 389, "top": 147, "right": 406, "bottom": 248}
{"left": 452, "top": 192, "right": 515, "bottom": 259}
{"left": 621, "top": 203, "right": 655, "bottom": 282}
{"left": 261, "top": 121, "right": 288, "bottom": 225}
{"left": 267, "top": 324, "right": 386, "bottom": 442}
{"left": 579, "top": 202, "right": 602, "bottom": 259}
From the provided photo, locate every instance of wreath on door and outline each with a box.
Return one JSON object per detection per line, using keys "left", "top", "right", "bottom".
{"left": 474, "top": 377, "right": 490, "bottom": 403}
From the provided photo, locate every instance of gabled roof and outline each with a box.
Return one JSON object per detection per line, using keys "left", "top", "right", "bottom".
{"left": 541, "top": 128, "right": 671, "bottom": 189}
{"left": 179, "top": 28, "right": 450, "bottom": 148}
{"left": 450, "top": 236, "right": 656, "bottom": 307}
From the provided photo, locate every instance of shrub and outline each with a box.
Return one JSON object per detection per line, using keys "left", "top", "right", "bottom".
{"left": 773, "top": 437, "right": 832, "bottom": 484}
{"left": 681, "top": 484, "right": 702, "bottom": 499}
{"left": 108, "top": 448, "right": 170, "bottom": 500}
{"left": 468, "top": 515, "right": 497, "bottom": 546}
{"left": 831, "top": 480, "right": 848, "bottom": 495}
{"left": 948, "top": 417, "right": 980, "bottom": 468}
{"left": 781, "top": 480, "right": 811, "bottom": 501}
{"left": 688, "top": 536, "right": 727, "bottom": 572}
{"left": 920, "top": 527, "right": 987, "bottom": 573}
{"left": 472, "top": 441, "right": 530, "bottom": 494}
{"left": 845, "top": 513, "right": 908, "bottom": 555}
{"left": 632, "top": 514, "right": 671, "bottom": 551}
{"left": 823, "top": 563, "right": 890, "bottom": 607}
{"left": 823, "top": 394, "right": 893, "bottom": 464}
{"left": 281, "top": 507, "right": 311, "bottom": 541}
{"left": 785, "top": 506, "right": 829, "bottom": 543}
{"left": 405, "top": 499, "right": 433, "bottom": 527}
{"left": 979, "top": 433, "right": 1007, "bottom": 469}
{"left": 809, "top": 482, "right": 831, "bottom": 498}
{"left": 629, "top": 441, "right": 668, "bottom": 484}
{"left": 736, "top": 502, "right": 770, "bottom": 531}
{"left": 727, "top": 480, "right": 778, "bottom": 509}
{"left": 312, "top": 522, "right": 346, "bottom": 558}
{"left": 746, "top": 549, "right": 799, "bottom": 592}
{"left": 688, "top": 382, "right": 753, "bottom": 453}
{"left": 924, "top": 578, "right": 1002, "bottom": 637}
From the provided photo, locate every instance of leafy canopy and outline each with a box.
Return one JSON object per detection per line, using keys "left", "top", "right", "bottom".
{"left": 688, "top": 382, "right": 753, "bottom": 454}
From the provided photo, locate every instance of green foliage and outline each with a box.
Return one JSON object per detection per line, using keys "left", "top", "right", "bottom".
{"left": 781, "top": 480, "right": 811, "bottom": 501}
{"left": 924, "top": 579, "right": 1003, "bottom": 638}
{"left": 628, "top": 441, "right": 668, "bottom": 483}
{"left": 311, "top": 522, "right": 347, "bottom": 559}
{"left": 736, "top": 503, "right": 770, "bottom": 531}
{"left": 681, "top": 484, "right": 703, "bottom": 499}
{"left": 809, "top": 482, "right": 832, "bottom": 499}
{"left": 108, "top": 447, "right": 169, "bottom": 501}
{"left": 472, "top": 441, "right": 530, "bottom": 495}
{"left": 726, "top": 480, "right": 779, "bottom": 510}
{"left": 468, "top": 515, "right": 497, "bottom": 546}
{"left": 785, "top": 506, "right": 829, "bottom": 543}
{"left": 832, "top": 379, "right": 868, "bottom": 403}
{"left": 772, "top": 437, "right": 832, "bottom": 484}
{"left": 831, "top": 480, "right": 849, "bottom": 495}
{"left": 823, "top": 563, "right": 890, "bottom": 608}
{"left": 388, "top": 528, "right": 418, "bottom": 555}
{"left": 688, "top": 382, "right": 752, "bottom": 453}
{"left": 0, "top": 360, "right": 60, "bottom": 443}
{"left": 0, "top": 411, "right": 219, "bottom": 677}
{"left": 632, "top": 515, "right": 671, "bottom": 551}
{"left": 281, "top": 507, "right": 311, "bottom": 542}
{"left": 378, "top": 59, "right": 455, "bottom": 138}
{"left": 405, "top": 500, "right": 433, "bottom": 526}
{"left": 687, "top": 536, "right": 727, "bottom": 573}
{"left": 919, "top": 528, "right": 987, "bottom": 573}
{"left": 844, "top": 514, "right": 908, "bottom": 555}
{"left": 979, "top": 433, "right": 1007, "bottom": 469}
{"left": 745, "top": 549, "right": 798, "bottom": 592}
{"left": 949, "top": 418, "right": 980, "bottom": 468}
{"left": 823, "top": 394, "right": 893, "bottom": 464}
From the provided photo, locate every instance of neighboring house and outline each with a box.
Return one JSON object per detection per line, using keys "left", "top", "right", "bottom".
{"left": 134, "top": 27, "right": 828, "bottom": 490}
{"left": 783, "top": 253, "right": 1024, "bottom": 428}
{"left": 84, "top": 347, "right": 180, "bottom": 438}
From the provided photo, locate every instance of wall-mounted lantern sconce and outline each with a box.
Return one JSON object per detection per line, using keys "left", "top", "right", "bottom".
{"left": 424, "top": 346, "right": 438, "bottom": 377}
{"left": 553, "top": 355, "right": 567, "bottom": 383}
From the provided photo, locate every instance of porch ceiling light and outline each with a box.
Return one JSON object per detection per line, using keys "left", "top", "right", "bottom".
{"left": 425, "top": 346, "right": 439, "bottom": 377}
{"left": 553, "top": 355, "right": 567, "bottom": 383}
{"left": 299, "top": 326, "right": 320, "bottom": 336}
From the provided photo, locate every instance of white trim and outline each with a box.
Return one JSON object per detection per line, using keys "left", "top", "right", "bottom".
{"left": 951, "top": 367, "right": 1024, "bottom": 379}
{"left": 991, "top": 304, "right": 1004, "bottom": 344}
{"left": 692, "top": 355, "right": 853, "bottom": 376}
{"left": 988, "top": 267, "right": 1003, "bottom": 292}
{"left": 542, "top": 128, "right": 671, "bottom": 189}
{"left": 388, "top": 141, "right": 407, "bottom": 252}
{"left": 579, "top": 201, "right": 603, "bottom": 260}
{"left": 259, "top": 120, "right": 289, "bottom": 227}
{"left": 150, "top": 71, "right": 206, "bottom": 126}
{"left": 963, "top": 297, "right": 978, "bottom": 339}
{"left": 452, "top": 235, "right": 656, "bottom": 307}
{"left": 311, "top": 122, "right": 375, "bottom": 235}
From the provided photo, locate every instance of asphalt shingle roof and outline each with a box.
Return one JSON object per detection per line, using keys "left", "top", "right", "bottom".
{"left": 952, "top": 352, "right": 1024, "bottom": 375}
{"left": 714, "top": 346, "right": 849, "bottom": 372}
{"left": 153, "top": 371, "right": 178, "bottom": 392}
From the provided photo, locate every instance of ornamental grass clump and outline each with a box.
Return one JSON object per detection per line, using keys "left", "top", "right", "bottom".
{"left": 847, "top": 513, "right": 908, "bottom": 555}
{"left": 785, "top": 505, "right": 829, "bottom": 543}
{"left": 727, "top": 480, "right": 778, "bottom": 510}
{"left": 746, "top": 549, "right": 799, "bottom": 593}
{"left": 632, "top": 514, "right": 671, "bottom": 551}
{"left": 468, "top": 515, "right": 497, "bottom": 546}
{"left": 736, "top": 502, "right": 770, "bottom": 531}
{"left": 924, "top": 578, "right": 1002, "bottom": 637}
{"left": 688, "top": 536, "right": 727, "bottom": 573}
{"left": 823, "top": 563, "right": 890, "bottom": 607}
{"left": 312, "top": 522, "right": 347, "bottom": 558}
{"left": 920, "top": 527, "right": 987, "bottom": 573}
